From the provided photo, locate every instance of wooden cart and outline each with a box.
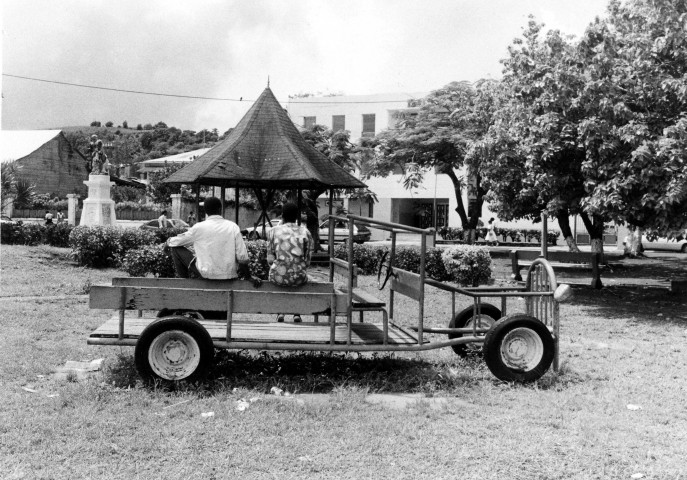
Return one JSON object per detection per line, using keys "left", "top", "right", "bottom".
{"left": 87, "top": 215, "right": 571, "bottom": 383}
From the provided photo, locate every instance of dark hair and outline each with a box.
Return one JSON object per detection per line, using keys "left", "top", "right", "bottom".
{"left": 281, "top": 202, "right": 299, "bottom": 222}
{"left": 489, "top": 217, "right": 494, "bottom": 222}
{"left": 161, "top": 210, "right": 168, "bottom": 216}
{"left": 204, "top": 197, "right": 222, "bottom": 216}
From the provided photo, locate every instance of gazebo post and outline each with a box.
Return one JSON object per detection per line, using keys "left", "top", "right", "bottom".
{"left": 297, "top": 189, "right": 302, "bottom": 225}
{"left": 195, "top": 184, "right": 201, "bottom": 220}
{"left": 220, "top": 186, "right": 226, "bottom": 217}
{"left": 235, "top": 186, "right": 240, "bottom": 225}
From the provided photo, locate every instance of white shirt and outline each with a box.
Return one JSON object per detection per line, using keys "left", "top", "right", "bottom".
{"left": 167, "top": 215, "right": 249, "bottom": 279}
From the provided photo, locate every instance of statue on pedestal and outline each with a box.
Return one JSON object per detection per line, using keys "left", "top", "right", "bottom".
{"left": 88, "top": 135, "right": 109, "bottom": 175}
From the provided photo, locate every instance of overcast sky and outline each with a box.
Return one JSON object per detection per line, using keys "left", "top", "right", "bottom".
{"left": 1, "top": 0, "right": 609, "bottom": 133}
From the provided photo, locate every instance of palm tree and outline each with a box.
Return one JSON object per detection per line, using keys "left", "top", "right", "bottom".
{"left": 1, "top": 161, "right": 35, "bottom": 213}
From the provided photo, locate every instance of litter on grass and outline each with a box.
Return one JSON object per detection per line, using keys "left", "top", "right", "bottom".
{"left": 627, "top": 404, "right": 643, "bottom": 411}
{"left": 236, "top": 400, "right": 250, "bottom": 411}
{"left": 200, "top": 411, "right": 215, "bottom": 418}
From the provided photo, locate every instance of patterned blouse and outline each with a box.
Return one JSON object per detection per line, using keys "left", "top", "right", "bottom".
{"left": 266, "top": 222, "right": 313, "bottom": 286}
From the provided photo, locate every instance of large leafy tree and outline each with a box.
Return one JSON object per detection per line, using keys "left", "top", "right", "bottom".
{"left": 576, "top": 0, "right": 687, "bottom": 249}
{"left": 365, "top": 80, "right": 502, "bottom": 242}
{"left": 482, "top": 20, "right": 590, "bottom": 251}
{"left": 483, "top": 0, "right": 687, "bottom": 253}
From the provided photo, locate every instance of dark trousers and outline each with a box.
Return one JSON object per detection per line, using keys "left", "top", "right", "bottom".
{"left": 169, "top": 246, "right": 201, "bottom": 278}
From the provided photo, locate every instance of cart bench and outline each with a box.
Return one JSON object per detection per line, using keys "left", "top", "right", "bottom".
{"left": 510, "top": 250, "right": 604, "bottom": 289}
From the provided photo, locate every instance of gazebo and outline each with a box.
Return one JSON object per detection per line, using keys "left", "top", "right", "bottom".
{"left": 164, "top": 86, "right": 366, "bottom": 232}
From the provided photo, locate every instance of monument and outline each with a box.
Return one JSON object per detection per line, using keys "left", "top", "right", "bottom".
{"left": 80, "top": 135, "right": 116, "bottom": 226}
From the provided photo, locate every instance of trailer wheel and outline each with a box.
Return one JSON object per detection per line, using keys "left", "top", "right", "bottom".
{"left": 135, "top": 316, "right": 214, "bottom": 382}
{"left": 448, "top": 304, "right": 501, "bottom": 357}
{"left": 483, "top": 314, "right": 554, "bottom": 383}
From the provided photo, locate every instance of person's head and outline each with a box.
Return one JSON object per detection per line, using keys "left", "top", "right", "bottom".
{"left": 204, "top": 197, "right": 222, "bottom": 216}
{"left": 489, "top": 217, "right": 495, "bottom": 223}
{"left": 161, "top": 210, "right": 167, "bottom": 216}
{"left": 46, "top": 210, "right": 50, "bottom": 214}
{"left": 281, "top": 202, "right": 299, "bottom": 223}
{"left": 90, "top": 135, "right": 97, "bottom": 141}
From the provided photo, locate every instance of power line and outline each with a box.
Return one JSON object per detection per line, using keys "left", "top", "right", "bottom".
{"left": 2, "top": 73, "right": 417, "bottom": 104}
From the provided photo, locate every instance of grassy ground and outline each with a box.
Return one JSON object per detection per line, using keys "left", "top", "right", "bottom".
{"left": 1, "top": 245, "right": 686, "bottom": 479}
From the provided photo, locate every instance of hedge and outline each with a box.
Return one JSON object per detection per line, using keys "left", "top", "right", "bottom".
{"left": 438, "top": 226, "right": 559, "bottom": 245}
{"left": 1, "top": 221, "right": 74, "bottom": 247}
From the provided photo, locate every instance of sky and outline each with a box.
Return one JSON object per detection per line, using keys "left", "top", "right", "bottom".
{"left": 1, "top": 0, "right": 610, "bottom": 133}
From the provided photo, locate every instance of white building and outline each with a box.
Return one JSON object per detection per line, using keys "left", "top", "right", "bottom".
{"left": 136, "top": 148, "right": 211, "bottom": 183}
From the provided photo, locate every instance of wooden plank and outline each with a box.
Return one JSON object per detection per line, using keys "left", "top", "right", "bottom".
{"left": 89, "top": 314, "right": 419, "bottom": 345}
{"left": 391, "top": 268, "right": 422, "bottom": 301}
{"left": 351, "top": 288, "right": 385, "bottom": 308}
{"left": 90, "top": 286, "right": 348, "bottom": 314}
{"left": 112, "top": 277, "right": 334, "bottom": 293}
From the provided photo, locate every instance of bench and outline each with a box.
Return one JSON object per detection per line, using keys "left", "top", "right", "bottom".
{"left": 329, "top": 257, "right": 387, "bottom": 322}
{"left": 510, "top": 250, "right": 604, "bottom": 289}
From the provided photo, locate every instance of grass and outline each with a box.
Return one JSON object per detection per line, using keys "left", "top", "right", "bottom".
{"left": 1, "top": 244, "right": 686, "bottom": 479}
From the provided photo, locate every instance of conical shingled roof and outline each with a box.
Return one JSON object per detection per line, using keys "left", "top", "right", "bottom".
{"left": 164, "top": 87, "right": 366, "bottom": 189}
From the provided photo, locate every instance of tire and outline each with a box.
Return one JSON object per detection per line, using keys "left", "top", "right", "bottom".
{"left": 448, "top": 304, "right": 501, "bottom": 357}
{"left": 135, "top": 316, "right": 214, "bottom": 382}
{"left": 483, "top": 314, "right": 554, "bottom": 383}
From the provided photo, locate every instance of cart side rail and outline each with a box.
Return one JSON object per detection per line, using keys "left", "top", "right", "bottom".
{"left": 90, "top": 284, "right": 347, "bottom": 315}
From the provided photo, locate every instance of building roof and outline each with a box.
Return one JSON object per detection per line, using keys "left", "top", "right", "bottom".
{"left": 164, "top": 87, "right": 366, "bottom": 190}
{"left": 137, "top": 148, "right": 211, "bottom": 172}
{"left": 1, "top": 130, "right": 62, "bottom": 163}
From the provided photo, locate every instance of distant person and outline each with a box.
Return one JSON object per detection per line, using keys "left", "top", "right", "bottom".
{"left": 485, "top": 217, "right": 498, "bottom": 246}
{"left": 266, "top": 202, "right": 313, "bottom": 322}
{"left": 55, "top": 210, "right": 64, "bottom": 224}
{"left": 158, "top": 210, "right": 170, "bottom": 229}
{"left": 165, "top": 197, "right": 250, "bottom": 279}
{"left": 44, "top": 210, "right": 53, "bottom": 225}
{"left": 187, "top": 211, "right": 196, "bottom": 226}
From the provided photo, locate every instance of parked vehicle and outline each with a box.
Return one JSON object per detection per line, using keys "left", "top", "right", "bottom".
{"left": 140, "top": 219, "right": 189, "bottom": 230}
{"left": 319, "top": 219, "right": 371, "bottom": 244}
{"left": 242, "top": 220, "right": 282, "bottom": 240}
{"left": 641, "top": 234, "right": 687, "bottom": 253}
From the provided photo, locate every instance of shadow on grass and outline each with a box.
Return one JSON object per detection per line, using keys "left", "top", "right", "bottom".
{"left": 564, "top": 284, "right": 686, "bottom": 326}
{"left": 104, "top": 349, "right": 587, "bottom": 394}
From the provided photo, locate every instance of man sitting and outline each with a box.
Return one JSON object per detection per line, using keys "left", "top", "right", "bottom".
{"left": 166, "top": 197, "right": 249, "bottom": 280}
{"left": 266, "top": 202, "right": 313, "bottom": 322}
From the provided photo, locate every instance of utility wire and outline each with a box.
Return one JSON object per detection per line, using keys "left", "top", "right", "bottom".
{"left": 2, "top": 73, "right": 416, "bottom": 104}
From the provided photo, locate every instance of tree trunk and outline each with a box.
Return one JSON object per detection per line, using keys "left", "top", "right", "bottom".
{"left": 629, "top": 227, "right": 644, "bottom": 257}
{"left": 444, "top": 169, "right": 468, "bottom": 227}
{"left": 444, "top": 168, "right": 485, "bottom": 245}
{"left": 579, "top": 212, "right": 605, "bottom": 254}
{"left": 556, "top": 210, "right": 581, "bottom": 252}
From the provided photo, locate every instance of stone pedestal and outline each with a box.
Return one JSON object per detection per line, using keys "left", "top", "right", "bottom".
{"left": 171, "top": 194, "right": 182, "bottom": 220}
{"left": 80, "top": 174, "right": 116, "bottom": 226}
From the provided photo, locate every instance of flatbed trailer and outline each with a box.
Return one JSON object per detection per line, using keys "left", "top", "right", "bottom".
{"left": 88, "top": 215, "right": 571, "bottom": 383}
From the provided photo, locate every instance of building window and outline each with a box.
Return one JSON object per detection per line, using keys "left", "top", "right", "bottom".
{"left": 362, "top": 114, "right": 376, "bottom": 137}
{"left": 332, "top": 115, "right": 345, "bottom": 132}
{"left": 303, "top": 116, "right": 316, "bottom": 129}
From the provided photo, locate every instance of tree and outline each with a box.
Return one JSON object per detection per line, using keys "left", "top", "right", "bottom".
{"left": 1, "top": 162, "right": 35, "bottom": 212}
{"left": 90, "top": 121, "right": 101, "bottom": 127}
{"left": 365, "top": 80, "right": 502, "bottom": 242}
{"left": 299, "top": 124, "right": 362, "bottom": 250}
{"left": 483, "top": 1, "right": 687, "bottom": 254}
{"left": 482, "top": 20, "right": 589, "bottom": 251}
{"left": 122, "top": 121, "right": 128, "bottom": 129}
{"left": 105, "top": 121, "right": 114, "bottom": 128}
{"left": 146, "top": 163, "right": 188, "bottom": 205}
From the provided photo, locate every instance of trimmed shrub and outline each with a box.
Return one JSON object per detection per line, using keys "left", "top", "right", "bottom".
{"left": 150, "top": 227, "right": 188, "bottom": 244}
{"left": 43, "top": 223, "right": 74, "bottom": 248}
{"left": 118, "top": 228, "right": 157, "bottom": 253}
{"left": 441, "top": 245, "right": 492, "bottom": 287}
{"left": 69, "top": 226, "right": 124, "bottom": 268}
{"left": 2, "top": 222, "right": 45, "bottom": 245}
{"left": 333, "top": 242, "right": 385, "bottom": 275}
{"left": 120, "top": 244, "right": 175, "bottom": 278}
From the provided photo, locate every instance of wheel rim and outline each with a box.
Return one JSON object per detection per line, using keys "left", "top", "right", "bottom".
{"left": 148, "top": 330, "right": 201, "bottom": 380}
{"left": 499, "top": 327, "right": 543, "bottom": 372}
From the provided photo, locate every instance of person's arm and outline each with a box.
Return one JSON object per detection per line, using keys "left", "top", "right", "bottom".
{"left": 167, "top": 226, "right": 197, "bottom": 248}
{"left": 303, "top": 228, "right": 313, "bottom": 267}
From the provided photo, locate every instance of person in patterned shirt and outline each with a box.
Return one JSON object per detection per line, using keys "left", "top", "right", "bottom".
{"left": 266, "top": 202, "right": 313, "bottom": 322}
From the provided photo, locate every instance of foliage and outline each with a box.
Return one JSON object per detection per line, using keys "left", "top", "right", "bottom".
{"left": 246, "top": 240, "right": 270, "bottom": 280}
{"left": 111, "top": 186, "right": 144, "bottom": 203}
{"left": 441, "top": 245, "right": 493, "bottom": 287}
{"left": 439, "top": 226, "right": 559, "bottom": 245}
{"left": 117, "top": 228, "right": 158, "bottom": 253}
{"left": 146, "top": 163, "right": 189, "bottom": 205}
{"left": 26, "top": 194, "right": 69, "bottom": 211}
{"left": 482, "top": 2, "right": 687, "bottom": 247}
{"left": 1, "top": 161, "right": 36, "bottom": 211}
{"left": 1, "top": 221, "right": 74, "bottom": 247}
{"left": 69, "top": 226, "right": 126, "bottom": 268}
{"left": 149, "top": 227, "right": 189, "bottom": 244}
{"left": 366, "top": 80, "right": 503, "bottom": 238}
{"left": 120, "top": 244, "right": 175, "bottom": 278}
{"left": 332, "top": 242, "right": 384, "bottom": 275}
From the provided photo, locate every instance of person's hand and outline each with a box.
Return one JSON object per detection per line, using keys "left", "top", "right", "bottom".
{"left": 237, "top": 262, "right": 250, "bottom": 279}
